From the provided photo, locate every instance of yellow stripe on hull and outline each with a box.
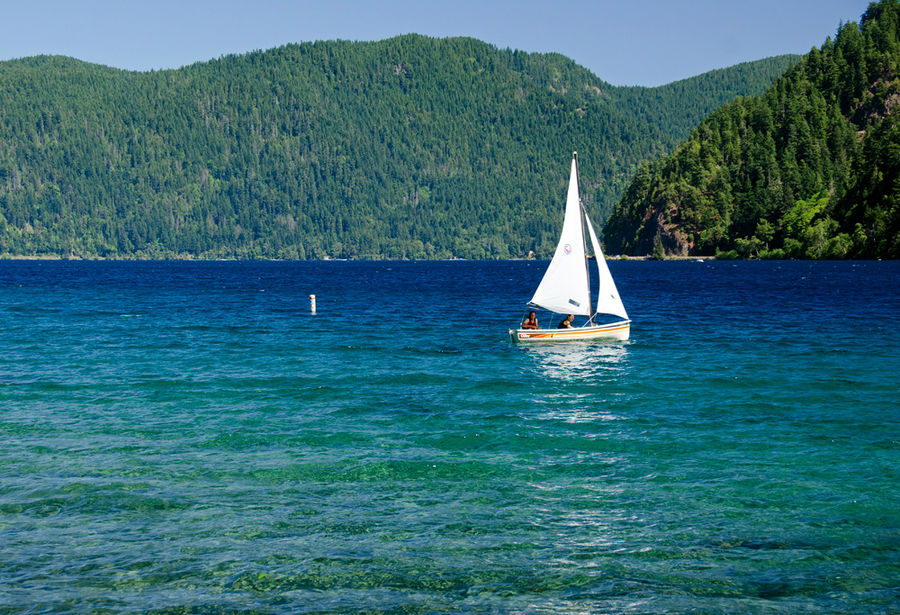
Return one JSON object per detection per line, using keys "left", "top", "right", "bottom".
{"left": 509, "top": 321, "right": 630, "bottom": 343}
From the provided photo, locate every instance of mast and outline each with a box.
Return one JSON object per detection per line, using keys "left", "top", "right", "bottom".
{"left": 573, "top": 151, "right": 593, "bottom": 321}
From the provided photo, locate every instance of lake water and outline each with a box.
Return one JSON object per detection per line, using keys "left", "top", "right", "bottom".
{"left": 1, "top": 260, "right": 898, "bottom": 614}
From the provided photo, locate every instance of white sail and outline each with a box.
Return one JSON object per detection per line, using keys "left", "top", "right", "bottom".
{"left": 585, "top": 213, "right": 629, "bottom": 320}
{"left": 528, "top": 155, "right": 591, "bottom": 315}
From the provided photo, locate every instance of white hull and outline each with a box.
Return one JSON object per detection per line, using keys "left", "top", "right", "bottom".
{"left": 509, "top": 320, "right": 630, "bottom": 343}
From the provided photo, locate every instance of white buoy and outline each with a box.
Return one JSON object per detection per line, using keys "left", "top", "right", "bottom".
{"left": 310, "top": 294, "right": 317, "bottom": 314}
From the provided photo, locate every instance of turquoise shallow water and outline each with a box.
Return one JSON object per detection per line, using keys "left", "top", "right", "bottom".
{"left": 1, "top": 260, "right": 898, "bottom": 614}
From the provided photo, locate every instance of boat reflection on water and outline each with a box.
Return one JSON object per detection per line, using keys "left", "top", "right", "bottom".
{"left": 524, "top": 342, "right": 630, "bottom": 424}
{"left": 524, "top": 341, "right": 629, "bottom": 383}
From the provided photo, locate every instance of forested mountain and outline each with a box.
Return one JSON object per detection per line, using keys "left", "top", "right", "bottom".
{"left": 604, "top": 0, "right": 900, "bottom": 259}
{"left": 0, "top": 36, "right": 795, "bottom": 259}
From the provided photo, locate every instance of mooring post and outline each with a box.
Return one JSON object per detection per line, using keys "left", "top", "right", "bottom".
{"left": 310, "top": 294, "right": 316, "bottom": 315}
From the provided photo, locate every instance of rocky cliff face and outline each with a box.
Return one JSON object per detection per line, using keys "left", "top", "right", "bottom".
{"left": 631, "top": 205, "right": 693, "bottom": 257}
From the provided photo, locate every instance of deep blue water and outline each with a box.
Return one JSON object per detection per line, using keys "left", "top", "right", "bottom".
{"left": 1, "top": 260, "right": 898, "bottom": 614}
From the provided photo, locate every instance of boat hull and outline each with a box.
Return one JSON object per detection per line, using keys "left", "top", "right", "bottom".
{"left": 509, "top": 320, "right": 630, "bottom": 343}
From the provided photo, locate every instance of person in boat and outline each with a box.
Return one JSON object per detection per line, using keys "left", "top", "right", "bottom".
{"left": 522, "top": 311, "right": 539, "bottom": 330}
{"left": 557, "top": 314, "right": 574, "bottom": 329}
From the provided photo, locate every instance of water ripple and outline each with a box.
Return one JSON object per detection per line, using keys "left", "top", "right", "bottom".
{"left": 1, "top": 260, "right": 897, "bottom": 613}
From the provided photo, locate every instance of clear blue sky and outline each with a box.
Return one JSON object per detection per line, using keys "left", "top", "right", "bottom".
{"left": 0, "top": 0, "right": 869, "bottom": 86}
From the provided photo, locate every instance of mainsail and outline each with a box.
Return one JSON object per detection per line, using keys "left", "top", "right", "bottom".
{"left": 528, "top": 155, "right": 591, "bottom": 315}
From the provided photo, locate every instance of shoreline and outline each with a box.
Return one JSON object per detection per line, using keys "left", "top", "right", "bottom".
{"left": 1, "top": 254, "right": 708, "bottom": 262}
{"left": 1, "top": 254, "right": 884, "bottom": 263}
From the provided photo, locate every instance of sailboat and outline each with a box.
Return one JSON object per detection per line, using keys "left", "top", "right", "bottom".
{"left": 509, "top": 152, "right": 630, "bottom": 343}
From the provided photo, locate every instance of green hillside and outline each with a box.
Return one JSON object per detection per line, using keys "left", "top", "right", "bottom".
{"left": 604, "top": 0, "right": 900, "bottom": 259}
{"left": 0, "top": 36, "right": 795, "bottom": 259}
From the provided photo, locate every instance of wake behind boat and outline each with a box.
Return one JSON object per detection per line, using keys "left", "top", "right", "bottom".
{"left": 509, "top": 152, "right": 630, "bottom": 343}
